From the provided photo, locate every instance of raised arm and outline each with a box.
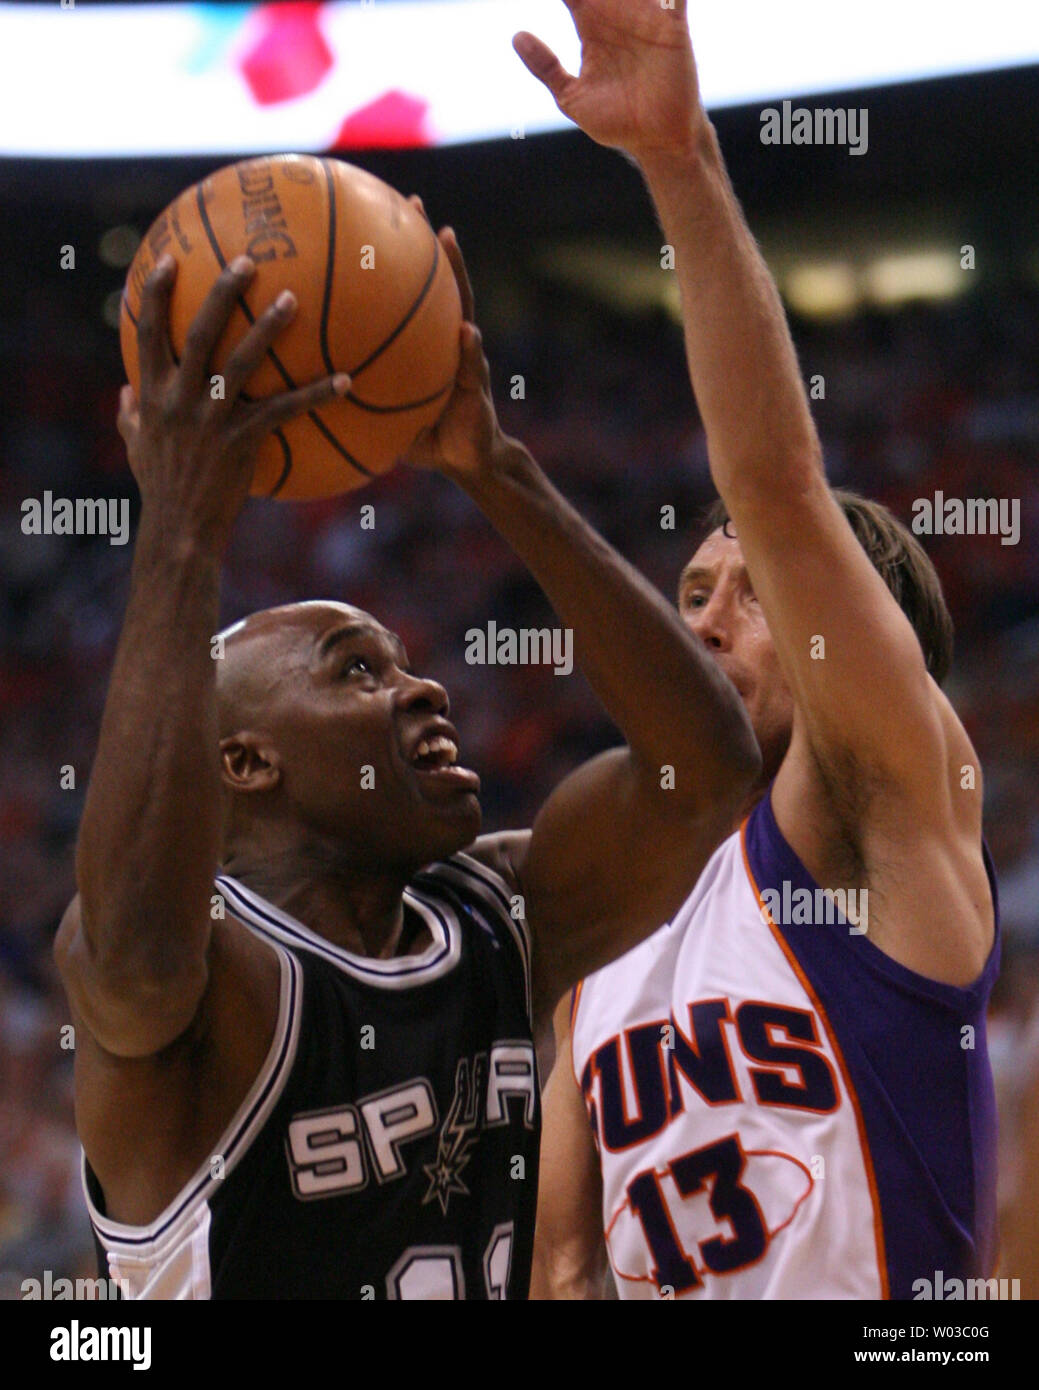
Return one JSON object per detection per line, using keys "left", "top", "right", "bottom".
{"left": 515, "top": 0, "right": 993, "bottom": 985}
{"left": 56, "top": 256, "right": 346, "bottom": 1057}
{"left": 407, "top": 228, "right": 760, "bottom": 1018}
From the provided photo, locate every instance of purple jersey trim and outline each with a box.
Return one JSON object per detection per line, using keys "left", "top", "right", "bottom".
{"left": 744, "top": 787, "right": 1000, "bottom": 1301}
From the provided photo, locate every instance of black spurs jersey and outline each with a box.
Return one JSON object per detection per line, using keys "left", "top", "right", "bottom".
{"left": 82, "top": 851, "right": 540, "bottom": 1299}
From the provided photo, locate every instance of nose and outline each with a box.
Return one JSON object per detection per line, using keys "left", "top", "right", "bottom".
{"left": 685, "top": 591, "right": 733, "bottom": 652}
{"left": 396, "top": 670, "right": 450, "bottom": 718}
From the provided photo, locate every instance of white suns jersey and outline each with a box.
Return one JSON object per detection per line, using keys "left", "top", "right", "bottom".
{"left": 571, "top": 790, "right": 999, "bottom": 1301}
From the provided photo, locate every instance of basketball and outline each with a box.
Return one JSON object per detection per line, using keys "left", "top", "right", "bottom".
{"left": 119, "top": 154, "right": 462, "bottom": 500}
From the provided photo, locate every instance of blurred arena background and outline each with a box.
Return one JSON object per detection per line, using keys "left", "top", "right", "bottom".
{"left": 0, "top": 0, "right": 1037, "bottom": 1296}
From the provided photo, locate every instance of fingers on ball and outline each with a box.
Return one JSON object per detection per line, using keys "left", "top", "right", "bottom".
{"left": 252, "top": 372, "right": 351, "bottom": 432}
{"left": 221, "top": 290, "right": 298, "bottom": 398}
{"left": 441, "top": 229, "right": 476, "bottom": 321}
{"left": 179, "top": 256, "right": 257, "bottom": 384}
{"left": 136, "top": 257, "right": 177, "bottom": 378}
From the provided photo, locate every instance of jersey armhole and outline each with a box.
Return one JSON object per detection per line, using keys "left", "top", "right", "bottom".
{"left": 83, "top": 937, "right": 302, "bottom": 1255}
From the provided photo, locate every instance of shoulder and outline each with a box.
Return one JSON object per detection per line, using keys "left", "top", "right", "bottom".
{"left": 416, "top": 833, "right": 530, "bottom": 925}
{"left": 458, "top": 830, "right": 532, "bottom": 899}
{"left": 418, "top": 836, "right": 534, "bottom": 1005}
{"left": 773, "top": 692, "right": 994, "bottom": 984}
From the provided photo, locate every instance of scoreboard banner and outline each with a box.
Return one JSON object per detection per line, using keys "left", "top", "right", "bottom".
{"left": 0, "top": 0, "right": 1037, "bottom": 157}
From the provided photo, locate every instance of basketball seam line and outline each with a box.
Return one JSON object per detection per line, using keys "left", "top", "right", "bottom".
{"left": 193, "top": 177, "right": 372, "bottom": 490}
{"left": 130, "top": 280, "right": 449, "bottom": 416}
{"left": 348, "top": 382, "right": 453, "bottom": 414}
{"left": 317, "top": 162, "right": 454, "bottom": 414}
{"left": 318, "top": 158, "right": 338, "bottom": 379}
{"left": 268, "top": 429, "right": 293, "bottom": 498}
{"left": 320, "top": 156, "right": 444, "bottom": 381}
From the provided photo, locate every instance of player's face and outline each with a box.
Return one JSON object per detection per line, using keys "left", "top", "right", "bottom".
{"left": 678, "top": 530, "right": 793, "bottom": 779}
{"left": 222, "top": 602, "right": 482, "bottom": 871}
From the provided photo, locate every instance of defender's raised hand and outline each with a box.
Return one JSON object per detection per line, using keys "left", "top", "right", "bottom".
{"left": 120, "top": 254, "right": 349, "bottom": 551}
{"left": 513, "top": 0, "right": 704, "bottom": 161}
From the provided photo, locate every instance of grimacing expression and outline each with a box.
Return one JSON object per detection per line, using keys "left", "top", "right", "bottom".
{"left": 678, "top": 529, "right": 794, "bottom": 777}
{"left": 216, "top": 602, "right": 482, "bottom": 871}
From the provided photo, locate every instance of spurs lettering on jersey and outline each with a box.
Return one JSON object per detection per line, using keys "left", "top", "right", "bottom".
{"left": 287, "top": 1042, "right": 536, "bottom": 1207}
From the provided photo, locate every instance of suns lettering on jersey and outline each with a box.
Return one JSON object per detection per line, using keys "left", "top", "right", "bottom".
{"left": 286, "top": 1041, "right": 536, "bottom": 1206}
{"left": 581, "top": 996, "right": 839, "bottom": 1293}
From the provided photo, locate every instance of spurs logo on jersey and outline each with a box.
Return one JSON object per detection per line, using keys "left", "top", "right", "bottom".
{"left": 573, "top": 791, "right": 999, "bottom": 1300}
{"left": 423, "top": 1052, "right": 487, "bottom": 1215}
{"left": 285, "top": 1045, "right": 536, "bottom": 1212}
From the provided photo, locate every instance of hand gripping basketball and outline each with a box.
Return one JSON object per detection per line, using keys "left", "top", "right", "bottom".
{"left": 117, "top": 254, "right": 348, "bottom": 551}
{"left": 121, "top": 156, "right": 464, "bottom": 500}
{"left": 400, "top": 221, "right": 502, "bottom": 480}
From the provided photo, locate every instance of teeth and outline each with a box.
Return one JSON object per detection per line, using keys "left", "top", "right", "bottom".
{"left": 413, "top": 736, "right": 458, "bottom": 766}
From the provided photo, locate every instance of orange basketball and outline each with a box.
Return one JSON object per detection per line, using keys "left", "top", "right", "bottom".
{"left": 120, "top": 154, "right": 461, "bottom": 500}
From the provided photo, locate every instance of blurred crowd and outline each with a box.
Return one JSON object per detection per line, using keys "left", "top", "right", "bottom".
{"left": 1, "top": 253, "right": 1037, "bottom": 1295}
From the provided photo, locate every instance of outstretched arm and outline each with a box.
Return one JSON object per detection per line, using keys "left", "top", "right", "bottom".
{"left": 408, "top": 227, "right": 760, "bottom": 1019}
{"left": 516, "top": 0, "right": 993, "bottom": 985}
{"left": 57, "top": 257, "right": 346, "bottom": 1057}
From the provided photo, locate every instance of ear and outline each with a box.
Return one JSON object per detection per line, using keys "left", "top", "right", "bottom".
{"left": 219, "top": 732, "right": 282, "bottom": 794}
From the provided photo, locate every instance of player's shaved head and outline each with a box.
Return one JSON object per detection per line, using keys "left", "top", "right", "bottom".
{"left": 215, "top": 619, "right": 282, "bottom": 739}
{"left": 214, "top": 601, "right": 376, "bottom": 737}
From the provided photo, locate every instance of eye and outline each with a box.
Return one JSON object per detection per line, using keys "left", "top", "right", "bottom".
{"left": 341, "top": 654, "right": 373, "bottom": 677}
{"left": 682, "top": 590, "right": 708, "bottom": 611}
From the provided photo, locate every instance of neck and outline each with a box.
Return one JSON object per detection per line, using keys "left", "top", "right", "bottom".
{"left": 223, "top": 843, "right": 416, "bottom": 959}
